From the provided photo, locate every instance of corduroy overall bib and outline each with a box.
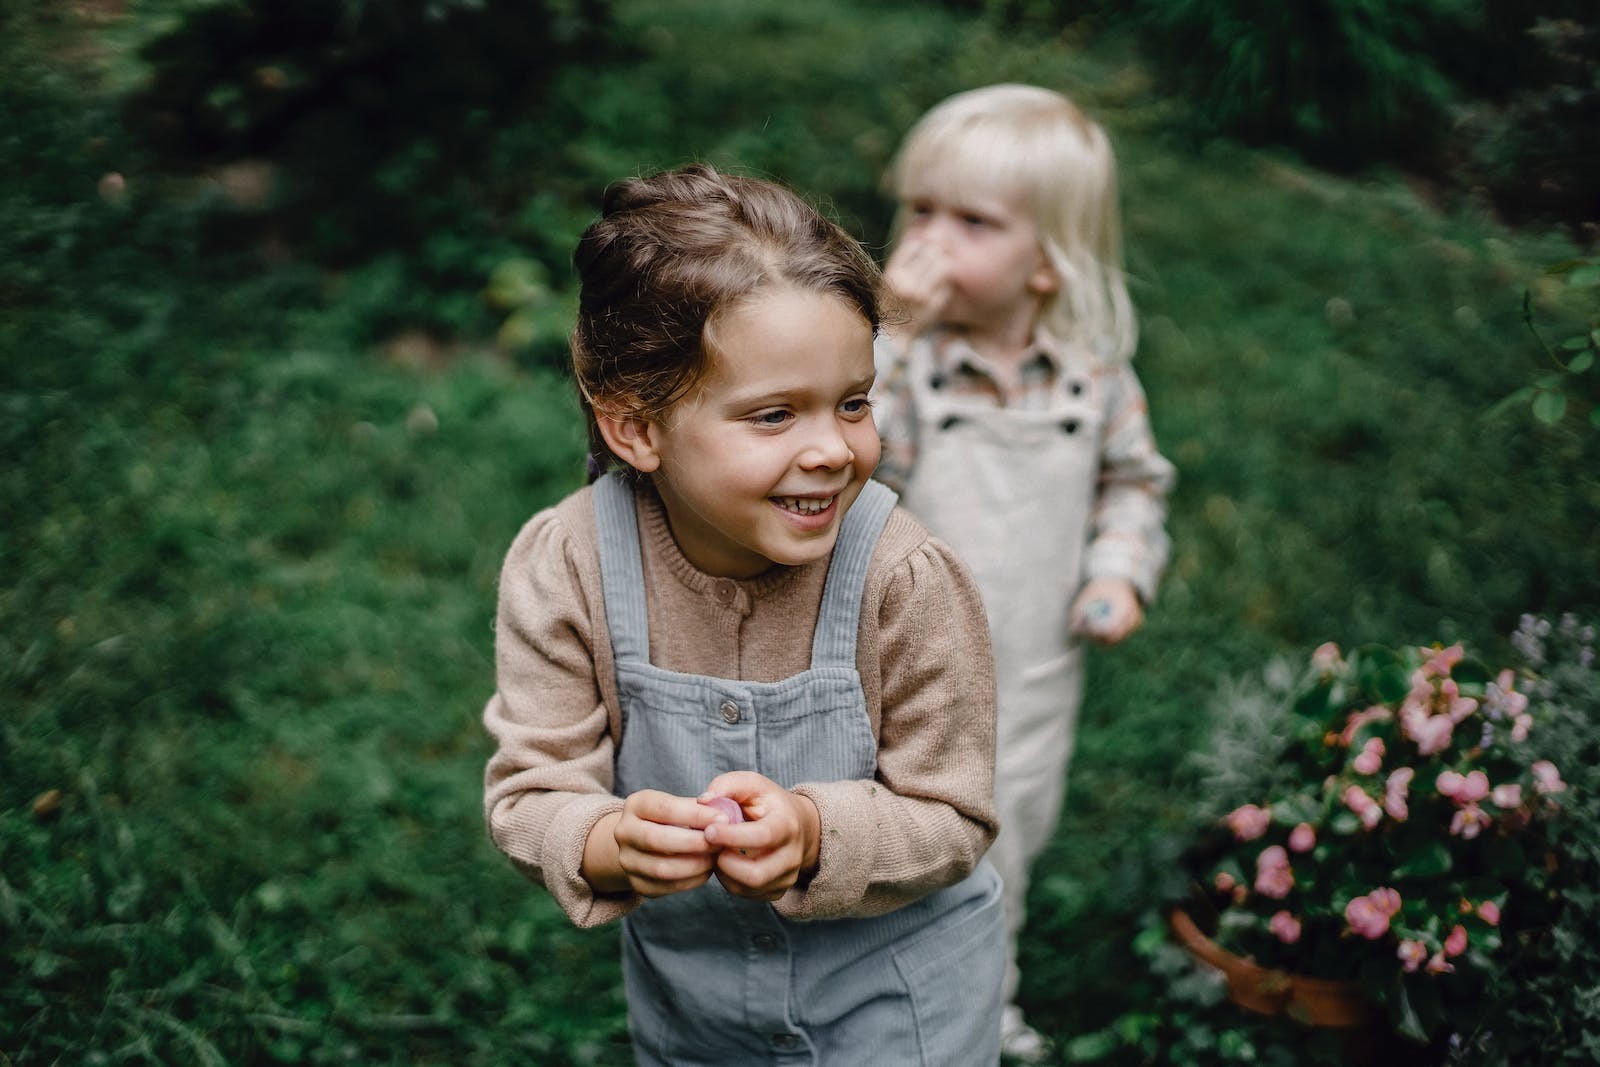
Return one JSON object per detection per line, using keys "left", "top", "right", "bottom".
{"left": 593, "top": 473, "right": 1005, "bottom": 1066}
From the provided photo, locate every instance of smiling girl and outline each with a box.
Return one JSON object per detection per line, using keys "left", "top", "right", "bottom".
{"left": 483, "top": 163, "right": 1006, "bottom": 1064}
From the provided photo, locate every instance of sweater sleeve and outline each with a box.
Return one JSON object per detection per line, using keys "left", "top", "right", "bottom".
{"left": 482, "top": 504, "right": 637, "bottom": 928}
{"left": 1082, "top": 363, "right": 1176, "bottom": 602}
{"left": 776, "top": 527, "right": 999, "bottom": 919}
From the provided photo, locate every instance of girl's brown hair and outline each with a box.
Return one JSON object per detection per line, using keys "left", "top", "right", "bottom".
{"left": 572, "top": 163, "right": 882, "bottom": 479}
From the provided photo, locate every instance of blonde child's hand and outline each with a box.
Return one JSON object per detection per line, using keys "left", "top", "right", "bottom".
{"left": 1070, "top": 578, "right": 1144, "bottom": 645}
{"left": 586, "top": 789, "right": 721, "bottom": 899}
{"left": 699, "top": 771, "right": 820, "bottom": 903}
{"left": 883, "top": 236, "right": 952, "bottom": 338}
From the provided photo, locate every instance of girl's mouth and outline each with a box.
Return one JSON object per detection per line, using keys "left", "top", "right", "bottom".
{"left": 773, "top": 495, "right": 835, "bottom": 516}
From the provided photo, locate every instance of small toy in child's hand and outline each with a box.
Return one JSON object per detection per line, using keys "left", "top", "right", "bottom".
{"left": 1080, "top": 599, "right": 1113, "bottom": 632}
{"left": 703, "top": 796, "right": 745, "bottom": 823}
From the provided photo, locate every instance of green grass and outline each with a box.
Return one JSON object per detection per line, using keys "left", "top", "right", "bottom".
{"left": 4, "top": 1, "right": 1597, "bottom": 1064}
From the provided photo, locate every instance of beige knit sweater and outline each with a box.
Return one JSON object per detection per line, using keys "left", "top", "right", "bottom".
{"left": 483, "top": 480, "right": 998, "bottom": 928}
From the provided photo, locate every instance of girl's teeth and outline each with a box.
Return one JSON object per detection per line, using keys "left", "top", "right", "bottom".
{"left": 778, "top": 496, "right": 831, "bottom": 514}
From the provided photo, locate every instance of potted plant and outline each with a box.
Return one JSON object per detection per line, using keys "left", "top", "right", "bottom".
{"left": 1171, "top": 639, "right": 1570, "bottom": 1051}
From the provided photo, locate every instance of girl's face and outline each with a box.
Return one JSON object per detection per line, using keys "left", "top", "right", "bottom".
{"left": 642, "top": 287, "right": 881, "bottom": 579}
{"left": 899, "top": 185, "right": 1056, "bottom": 338}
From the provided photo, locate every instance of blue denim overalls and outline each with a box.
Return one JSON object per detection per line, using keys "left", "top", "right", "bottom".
{"left": 593, "top": 474, "right": 1005, "bottom": 1066}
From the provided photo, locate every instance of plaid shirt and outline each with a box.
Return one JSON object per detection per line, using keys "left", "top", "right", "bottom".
{"left": 872, "top": 328, "right": 1175, "bottom": 601}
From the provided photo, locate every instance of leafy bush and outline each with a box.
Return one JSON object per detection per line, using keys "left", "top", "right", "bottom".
{"left": 1504, "top": 256, "right": 1600, "bottom": 431}
{"left": 1132, "top": 0, "right": 1473, "bottom": 167}
{"left": 125, "top": 0, "right": 612, "bottom": 340}
{"left": 1091, "top": 621, "right": 1598, "bottom": 1064}
{"left": 1448, "top": 12, "right": 1599, "bottom": 239}
{"left": 1182, "top": 641, "right": 1565, "bottom": 1045}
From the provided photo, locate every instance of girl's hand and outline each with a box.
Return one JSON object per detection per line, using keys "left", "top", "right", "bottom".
{"left": 1070, "top": 578, "right": 1143, "bottom": 645}
{"left": 883, "top": 237, "right": 952, "bottom": 339}
{"left": 584, "top": 789, "right": 720, "bottom": 898}
{"left": 699, "top": 771, "right": 820, "bottom": 903}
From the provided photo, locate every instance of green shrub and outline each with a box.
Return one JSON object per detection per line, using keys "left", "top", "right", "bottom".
{"left": 1133, "top": 0, "right": 1472, "bottom": 167}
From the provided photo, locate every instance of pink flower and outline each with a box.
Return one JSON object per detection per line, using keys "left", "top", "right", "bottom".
{"left": 98, "top": 172, "right": 126, "bottom": 202}
{"left": 1438, "top": 769, "right": 1489, "bottom": 804}
{"left": 1440, "top": 679, "right": 1479, "bottom": 723}
{"left": 1404, "top": 670, "right": 1435, "bottom": 712}
{"left": 1532, "top": 760, "right": 1567, "bottom": 795}
{"left": 1226, "top": 804, "right": 1272, "bottom": 841}
{"left": 1345, "top": 893, "right": 1394, "bottom": 939}
{"left": 1398, "top": 939, "right": 1428, "bottom": 973}
{"left": 1477, "top": 900, "right": 1501, "bottom": 926}
{"left": 1450, "top": 805, "right": 1491, "bottom": 839}
{"left": 1340, "top": 704, "right": 1392, "bottom": 747}
{"left": 1269, "top": 910, "right": 1302, "bottom": 944}
{"left": 1444, "top": 925, "right": 1468, "bottom": 957}
{"left": 1369, "top": 887, "right": 1402, "bottom": 916}
{"left": 1486, "top": 669, "right": 1529, "bottom": 719}
{"left": 1491, "top": 783, "right": 1523, "bottom": 809}
{"left": 1254, "top": 846, "right": 1294, "bottom": 899}
{"left": 1405, "top": 711, "right": 1454, "bottom": 756}
{"left": 1343, "top": 785, "right": 1383, "bottom": 829}
{"left": 1214, "top": 870, "right": 1237, "bottom": 893}
{"left": 1426, "top": 951, "right": 1455, "bottom": 975}
{"left": 1353, "top": 737, "right": 1385, "bottom": 775}
{"left": 1421, "top": 644, "right": 1464, "bottom": 679}
{"left": 1311, "top": 642, "right": 1342, "bottom": 674}
{"left": 1512, "top": 714, "right": 1533, "bottom": 742}
{"left": 1384, "top": 767, "right": 1414, "bottom": 821}
{"left": 1288, "top": 822, "right": 1316, "bottom": 853}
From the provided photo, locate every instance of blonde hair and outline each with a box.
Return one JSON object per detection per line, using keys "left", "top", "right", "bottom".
{"left": 572, "top": 163, "right": 883, "bottom": 479}
{"left": 886, "top": 84, "right": 1136, "bottom": 361}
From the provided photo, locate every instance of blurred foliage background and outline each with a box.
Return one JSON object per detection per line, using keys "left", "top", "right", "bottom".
{"left": 3, "top": 0, "right": 1597, "bottom": 1063}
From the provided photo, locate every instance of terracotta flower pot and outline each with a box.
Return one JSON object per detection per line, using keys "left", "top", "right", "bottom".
{"left": 1168, "top": 908, "right": 1376, "bottom": 1028}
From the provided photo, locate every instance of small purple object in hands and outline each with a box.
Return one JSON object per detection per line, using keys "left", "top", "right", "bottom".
{"left": 704, "top": 796, "right": 744, "bottom": 823}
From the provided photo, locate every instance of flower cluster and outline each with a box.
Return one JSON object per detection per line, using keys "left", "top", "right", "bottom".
{"left": 1189, "top": 641, "right": 1567, "bottom": 1030}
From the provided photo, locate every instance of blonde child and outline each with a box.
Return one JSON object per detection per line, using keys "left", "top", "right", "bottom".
{"left": 873, "top": 85, "right": 1176, "bottom": 1062}
{"left": 483, "top": 163, "right": 1007, "bottom": 1065}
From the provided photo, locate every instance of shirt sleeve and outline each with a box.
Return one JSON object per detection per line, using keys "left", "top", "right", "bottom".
{"left": 870, "top": 334, "right": 918, "bottom": 495}
{"left": 482, "top": 507, "right": 637, "bottom": 928}
{"left": 1082, "top": 363, "right": 1177, "bottom": 602}
{"left": 775, "top": 531, "right": 999, "bottom": 920}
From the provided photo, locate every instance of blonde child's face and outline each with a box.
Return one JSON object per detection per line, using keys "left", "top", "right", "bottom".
{"left": 642, "top": 287, "right": 880, "bottom": 579}
{"left": 898, "top": 185, "right": 1055, "bottom": 339}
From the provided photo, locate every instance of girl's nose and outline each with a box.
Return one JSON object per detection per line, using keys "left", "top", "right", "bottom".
{"left": 799, "top": 420, "right": 853, "bottom": 470}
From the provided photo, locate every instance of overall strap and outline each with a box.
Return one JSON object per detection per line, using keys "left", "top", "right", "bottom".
{"left": 592, "top": 473, "right": 651, "bottom": 664}
{"left": 810, "top": 479, "right": 898, "bottom": 668}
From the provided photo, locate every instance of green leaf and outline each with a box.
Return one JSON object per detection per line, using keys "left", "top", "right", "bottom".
{"left": 1293, "top": 679, "right": 1334, "bottom": 718}
{"left": 1388, "top": 974, "right": 1429, "bottom": 1044}
{"left": 1569, "top": 264, "right": 1600, "bottom": 286}
{"left": 1571, "top": 350, "right": 1595, "bottom": 373}
{"left": 1330, "top": 811, "right": 1362, "bottom": 835}
{"left": 1272, "top": 795, "right": 1321, "bottom": 826}
{"left": 1452, "top": 658, "right": 1489, "bottom": 688}
{"left": 1486, "top": 836, "right": 1527, "bottom": 877}
{"left": 1533, "top": 390, "right": 1567, "bottom": 424}
{"left": 1065, "top": 1030, "right": 1120, "bottom": 1062}
{"left": 1561, "top": 335, "right": 1590, "bottom": 351}
{"left": 1589, "top": 406, "right": 1600, "bottom": 429}
{"left": 1394, "top": 841, "right": 1452, "bottom": 878}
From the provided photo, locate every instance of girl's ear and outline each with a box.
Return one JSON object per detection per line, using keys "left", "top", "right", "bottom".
{"left": 595, "top": 412, "right": 663, "bottom": 474}
{"left": 1027, "top": 250, "right": 1060, "bottom": 298}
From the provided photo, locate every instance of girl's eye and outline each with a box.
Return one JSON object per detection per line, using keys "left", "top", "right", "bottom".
{"left": 840, "top": 396, "right": 873, "bottom": 418}
{"left": 961, "top": 213, "right": 991, "bottom": 228}
{"left": 751, "top": 410, "right": 792, "bottom": 427}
